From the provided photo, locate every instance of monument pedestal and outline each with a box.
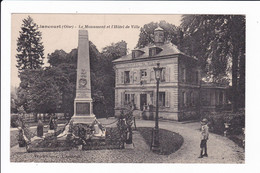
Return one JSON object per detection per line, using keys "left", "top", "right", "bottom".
{"left": 71, "top": 98, "right": 96, "bottom": 124}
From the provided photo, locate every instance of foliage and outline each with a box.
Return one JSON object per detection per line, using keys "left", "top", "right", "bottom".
{"left": 94, "top": 41, "right": 127, "bottom": 118}
{"left": 17, "top": 69, "right": 62, "bottom": 114}
{"left": 181, "top": 15, "right": 245, "bottom": 110}
{"left": 47, "top": 49, "right": 77, "bottom": 117}
{"left": 16, "top": 16, "right": 44, "bottom": 72}
{"left": 11, "top": 114, "right": 19, "bottom": 127}
{"left": 11, "top": 97, "right": 18, "bottom": 114}
{"left": 117, "top": 107, "right": 134, "bottom": 145}
{"left": 136, "top": 16, "right": 245, "bottom": 111}
{"left": 136, "top": 20, "right": 180, "bottom": 48}
{"left": 202, "top": 110, "right": 245, "bottom": 135}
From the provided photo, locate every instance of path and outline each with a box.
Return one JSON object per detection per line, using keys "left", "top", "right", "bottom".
{"left": 135, "top": 120, "right": 244, "bottom": 163}
{"left": 10, "top": 118, "right": 244, "bottom": 163}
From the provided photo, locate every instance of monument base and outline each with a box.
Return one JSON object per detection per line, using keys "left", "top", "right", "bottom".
{"left": 70, "top": 114, "right": 106, "bottom": 138}
{"left": 71, "top": 114, "right": 96, "bottom": 124}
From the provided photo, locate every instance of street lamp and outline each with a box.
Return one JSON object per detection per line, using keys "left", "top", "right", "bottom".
{"left": 151, "top": 62, "right": 163, "bottom": 152}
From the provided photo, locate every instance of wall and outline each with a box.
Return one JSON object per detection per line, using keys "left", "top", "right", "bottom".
{"left": 114, "top": 56, "right": 180, "bottom": 120}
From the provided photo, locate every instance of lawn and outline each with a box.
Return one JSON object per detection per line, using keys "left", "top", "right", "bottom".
{"left": 10, "top": 131, "right": 19, "bottom": 147}
{"left": 137, "top": 127, "right": 183, "bottom": 155}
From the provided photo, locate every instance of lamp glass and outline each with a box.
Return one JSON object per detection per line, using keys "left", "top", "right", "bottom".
{"left": 154, "top": 63, "right": 163, "bottom": 80}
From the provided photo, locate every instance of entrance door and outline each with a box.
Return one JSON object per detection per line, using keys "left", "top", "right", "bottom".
{"left": 140, "top": 94, "right": 147, "bottom": 111}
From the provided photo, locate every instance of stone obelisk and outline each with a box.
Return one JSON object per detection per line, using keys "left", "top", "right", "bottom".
{"left": 71, "top": 30, "right": 96, "bottom": 124}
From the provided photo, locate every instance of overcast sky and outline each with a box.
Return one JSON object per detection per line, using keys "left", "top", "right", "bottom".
{"left": 11, "top": 14, "right": 182, "bottom": 87}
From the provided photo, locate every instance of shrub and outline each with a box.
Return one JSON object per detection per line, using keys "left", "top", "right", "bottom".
{"left": 11, "top": 114, "right": 19, "bottom": 127}
{"left": 142, "top": 111, "right": 148, "bottom": 120}
{"left": 202, "top": 110, "right": 245, "bottom": 135}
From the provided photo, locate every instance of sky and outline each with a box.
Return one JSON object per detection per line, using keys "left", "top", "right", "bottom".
{"left": 11, "top": 14, "right": 182, "bottom": 87}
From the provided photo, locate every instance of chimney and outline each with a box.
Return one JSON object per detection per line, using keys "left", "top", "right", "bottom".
{"left": 154, "top": 27, "right": 164, "bottom": 46}
{"left": 117, "top": 41, "right": 127, "bottom": 56}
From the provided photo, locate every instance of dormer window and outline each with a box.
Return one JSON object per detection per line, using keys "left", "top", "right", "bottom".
{"left": 149, "top": 47, "right": 162, "bottom": 57}
{"left": 132, "top": 49, "right": 144, "bottom": 59}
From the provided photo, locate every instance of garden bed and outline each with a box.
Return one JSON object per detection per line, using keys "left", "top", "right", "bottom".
{"left": 137, "top": 127, "right": 183, "bottom": 155}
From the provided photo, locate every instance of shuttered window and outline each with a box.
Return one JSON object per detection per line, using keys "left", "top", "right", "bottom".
{"left": 121, "top": 72, "right": 124, "bottom": 84}
{"left": 159, "top": 92, "right": 165, "bottom": 107}
{"left": 166, "top": 91, "right": 170, "bottom": 107}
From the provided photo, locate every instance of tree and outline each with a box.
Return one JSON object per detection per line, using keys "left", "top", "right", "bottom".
{"left": 136, "top": 21, "right": 180, "bottom": 48}
{"left": 97, "top": 41, "right": 128, "bottom": 118}
{"left": 16, "top": 16, "right": 44, "bottom": 72}
{"left": 46, "top": 42, "right": 103, "bottom": 118}
{"left": 17, "top": 69, "right": 62, "bottom": 121}
{"left": 181, "top": 15, "right": 245, "bottom": 111}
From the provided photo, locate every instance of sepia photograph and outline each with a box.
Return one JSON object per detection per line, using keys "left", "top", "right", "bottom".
{"left": 9, "top": 13, "right": 245, "bottom": 164}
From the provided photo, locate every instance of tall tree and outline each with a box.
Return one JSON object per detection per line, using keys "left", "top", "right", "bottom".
{"left": 16, "top": 16, "right": 44, "bottom": 72}
{"left": 136, "top": 21, "right": 180, "bottom": 48}
{"left": 17, "top": 69, "right": 62, "bottom": 116}
{"left": 181, "top": 15, "right": 245, "bottom": 111}
{"left": 96, "top": 40, "right": 128, "bottom": 118}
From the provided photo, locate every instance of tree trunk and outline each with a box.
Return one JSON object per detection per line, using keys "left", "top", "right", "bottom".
{"left": 238, "top": 52, "right": 245, "bottom": 108}
{"left": 232, "top": 47, "right": 239, "bottom": 113}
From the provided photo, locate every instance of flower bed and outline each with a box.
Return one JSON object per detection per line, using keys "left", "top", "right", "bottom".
{"left": 137, "top": 127, "right": 183, "bottom": 155}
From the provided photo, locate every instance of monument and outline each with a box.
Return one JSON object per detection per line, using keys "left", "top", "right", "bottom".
{"left": 71, "top": 30, "right": 105, "bottom": 137}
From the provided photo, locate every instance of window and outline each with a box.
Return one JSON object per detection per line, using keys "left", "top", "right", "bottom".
{"left": 190, "top": 91, "right": 194, "bottom": 106}
{"left": 140, "top": 69, "right": 147, "bottom": 83}
{"left": 159, "top": 92, "right": 165, "bottom": 107}
{"left": 133, "top": 71, "right": 137, "bottom": 83}
{"left": 219, "top": 92, "right": 223, "bottom": 105}
{"left": 182, "top": 68, "right": 186, "bottom": 82}
{"left": 150, "top": 70, "right": 154, "bottom": 82}
{"left": 124, "top": 94, "right": 135, "bottom": 105}
{"left": 149, "top": 48, "right": 156, "bottom": 57}
{"left": 182, "top": 92, "right": 187, "bottom": 107}
{"left": 161, "top": 68, "right": 166, "bottom": 82}
{"left": 124, "top": 71, "right": 130, "bottom": 84}
{"left": 132, "top": 51, "right": 136, "bottom": 59}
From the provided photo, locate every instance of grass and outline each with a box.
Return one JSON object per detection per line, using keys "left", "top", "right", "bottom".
{"left": 137, "top": 127, "right": 183, "bottom": 155}
{"left": 10, "top": 131, "right": 19, "bottom": 147}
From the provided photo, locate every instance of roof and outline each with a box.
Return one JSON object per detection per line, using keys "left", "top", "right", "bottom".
{"left": 113, "top": 42, "right": 196, "bottom": 63}
{"left": 155, "top": 27, "right": 164, "bottom": 31}
{"left": 201, "top": 81, "right": 229, "bottom": 89}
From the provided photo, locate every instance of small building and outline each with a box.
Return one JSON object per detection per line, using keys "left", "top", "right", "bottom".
{"left": 112, "top": 27, "right": 229, "bottom": 121}
{"left": 200, "top": 82, "right": 229, "bottom": 113}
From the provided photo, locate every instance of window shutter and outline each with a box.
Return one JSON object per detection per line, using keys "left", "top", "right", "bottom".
{"left": 167, "top": 67, "right": 170, "bottom": 82}
{"left": 121, "top": 92, "right": 124, "bottom": 106}
{"left": 150, "top": 69, "right": 154, "bottom": 82}
{"left": 166, "top": 91, "right": 170, "bottom": 107}
{"left": 121, "top": 72, "right": 124, "bottom": 84}
{"left": 147, "top": 69, "right": 150, "bottom": 83}
{"left": 130, "top": 71, "right": 133, "bottom": 83}
{"left": 134, "top": 94, "right": 137, "bottom": 106}
{"left": 137, "top": 70, "right": 140, "bottom": 83}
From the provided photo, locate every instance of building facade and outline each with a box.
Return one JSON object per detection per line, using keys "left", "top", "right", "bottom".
{"left": 113, "top": 28, "right": 204, "bottom": 121}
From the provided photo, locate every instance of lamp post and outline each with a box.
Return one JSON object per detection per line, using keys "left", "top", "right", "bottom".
{"left": 151, "top": 62, "right": 163, "bottom": 152}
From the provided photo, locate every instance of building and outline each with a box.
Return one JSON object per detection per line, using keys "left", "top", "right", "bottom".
{"left": 112, "top": 27, "right": 228, "bottom": 121}
{"left": 200, "top": 82, "right": 229, "bottom": 113}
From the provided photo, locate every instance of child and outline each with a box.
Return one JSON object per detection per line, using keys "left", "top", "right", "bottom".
{"left": 198, "top": 118, "right": 209, "bottom": 158}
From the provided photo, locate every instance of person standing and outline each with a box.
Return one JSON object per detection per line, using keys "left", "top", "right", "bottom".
{"left": 37, "top": 119, "right": 44, "bottom": 137}
{"left": 198, "top": 118, "right": 209, "bottom": 158}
